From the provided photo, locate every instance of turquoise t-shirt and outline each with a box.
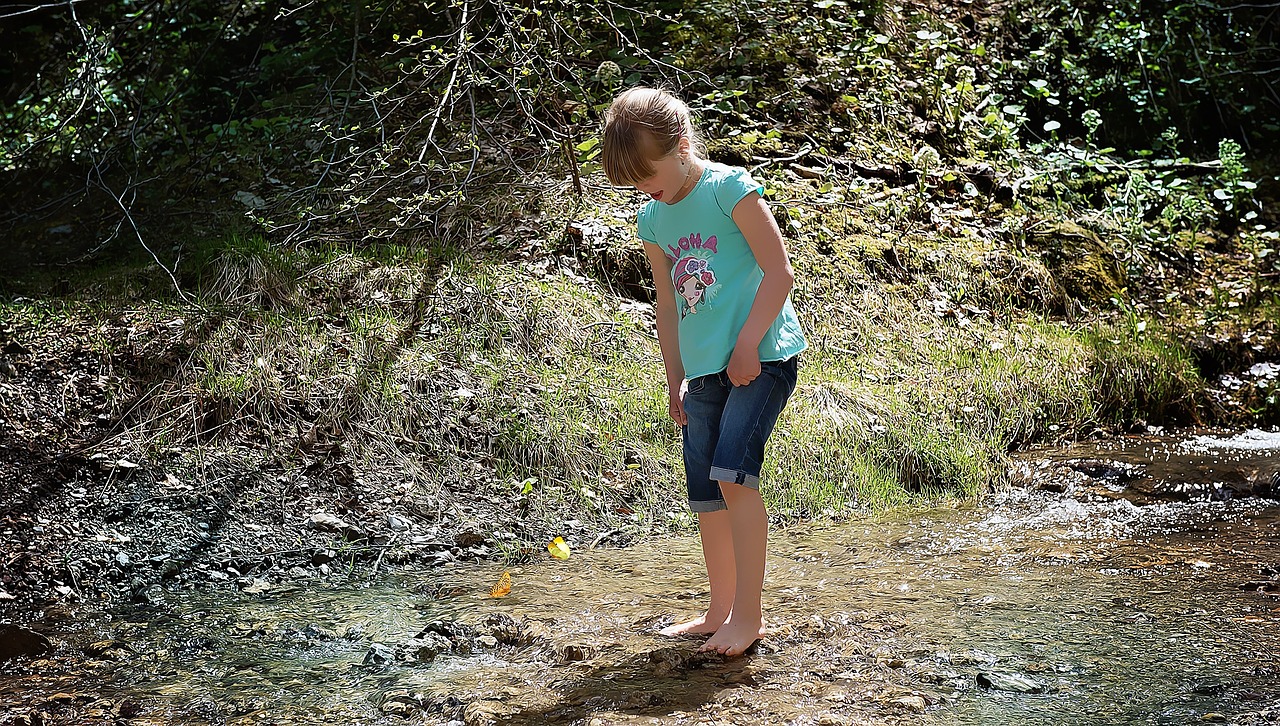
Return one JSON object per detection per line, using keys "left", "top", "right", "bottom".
{"left": 637, "top": 161, "right": 808, "bottom": 380}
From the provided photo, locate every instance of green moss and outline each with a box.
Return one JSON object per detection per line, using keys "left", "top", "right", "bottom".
{"left": 1026, "top": 220, "right": 1126, "bottom": 303}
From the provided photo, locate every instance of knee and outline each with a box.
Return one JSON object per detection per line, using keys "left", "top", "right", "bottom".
{"left": 717, "top": 480, "right": 762, "bottom": 503}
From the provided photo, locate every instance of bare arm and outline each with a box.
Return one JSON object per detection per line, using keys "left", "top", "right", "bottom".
{"left": 727, "top": 191, "right": 796, "bottom": 386}
{"left": 643, "top": 242, "right": 688, "bottom": 425}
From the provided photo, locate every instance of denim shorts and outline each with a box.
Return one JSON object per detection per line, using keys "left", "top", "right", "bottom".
{"left": 681, "top": 356, "right": 800, "bottom": 512}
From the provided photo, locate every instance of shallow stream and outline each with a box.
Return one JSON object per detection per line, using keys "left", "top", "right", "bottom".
{"left": 4, "top": 431, "right": 1279, "bottom": 725}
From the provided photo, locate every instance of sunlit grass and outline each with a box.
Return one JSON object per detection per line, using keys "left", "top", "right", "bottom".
{"left": 0, "top": 189, "right": 1255, "bottom": 548}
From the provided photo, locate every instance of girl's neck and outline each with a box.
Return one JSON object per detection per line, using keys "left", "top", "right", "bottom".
{"left": 669, "top": 158, "right": 704, "bottom": 204}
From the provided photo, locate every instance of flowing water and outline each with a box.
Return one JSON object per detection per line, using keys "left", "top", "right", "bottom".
{"left": 3, "top": 431, "right": 1279, "bottom": 725}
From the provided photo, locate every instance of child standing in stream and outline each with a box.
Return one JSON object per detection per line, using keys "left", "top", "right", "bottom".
{"left": 601, "top": 87, "right": 807, "bottom": 657}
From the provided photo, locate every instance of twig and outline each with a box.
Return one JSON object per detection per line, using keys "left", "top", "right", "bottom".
{"left": 418, "top": 0, "right": 471, "bottom": 163}
{"left": 0, "top": 0, "right": 86, "bottom": 19}
{"left": 750, "top": 144, "right": 814, "bottom": 174}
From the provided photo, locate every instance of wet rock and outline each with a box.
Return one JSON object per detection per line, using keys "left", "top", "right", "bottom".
{"left": 40, "top": 692, "right": 79, "bottom": 707}
{"left": 558, "top": 643, "right": 594, "bottom": 662}
{"left": 1190, "top": 679, "right": 1233, "bottom": 696}
{"left": 976, "top": 671, "right": 1048, "bottom": 693}
{"left": 380, "top": 691, "right": 419, "bottom": 717}
{"left": 417, "top": 619, "right": 476, "bottom": 651}
{"left": 241, "top": 578, "right": 280, "bottom": 595}
{"left": 477, "top": 613, "right": 528, "bottom": 646}
{"left": 1066, "top": 459, "right": 1140, "bottom": 485}
{"left": 414, "top": 632, "right": 453, "bottom": 661}
{"left": 619, "top": 691, "right": 666, "bottom": 709}
{"left": 289, "top": 623, "right": 336, "bottom": 642}
{"left": 647, "top": 646, "right": 722, "bottom": 676}
{"left": 115, "top": 699, "right": 143, "bottom": 718}
{"left": 41, "top": 605, "right": 75, "bottom": 624}
{"left": 0, "top": 624, "right": 53, "bottom": 660}
{"left": 875, "top": 652, "right": 907, "bottom": 668}
{"left": 890, "top": 694, "right": 930, "bottom": 712}
{"left": 132, "top": 584, "right": 164, "bottom": 605}
{"left": 85, "top": 639, "right": 130, "bottom": 659}
{"left": 475, "top": 635, "right": 498, "bottom": 648}
{"left": 363, "top": 642, "right": 396, "bottom": 666}
{"left": 463, "top": 700, "right": 501, "bottom": 726}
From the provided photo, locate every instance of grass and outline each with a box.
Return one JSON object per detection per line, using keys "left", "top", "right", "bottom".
{"left": 2, "top": 160, "right": 1272, "bottom": 556}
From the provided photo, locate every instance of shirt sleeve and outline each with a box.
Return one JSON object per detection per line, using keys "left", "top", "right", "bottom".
{"left": 636, "top": 201, "right": 658, "bottom": 245}
{"left": 713, "top": 166, "right": 765, "bottom": 216}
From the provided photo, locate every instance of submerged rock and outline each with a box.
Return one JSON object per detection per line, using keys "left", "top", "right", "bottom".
{"left": 976, "top": 671, "right": 1049, "bottom": 693}
{"left": 363, "top": 642, "right": 396, "bottom": 666}
{"left": 0, "top": 624, "right": 52, "bottom": 660}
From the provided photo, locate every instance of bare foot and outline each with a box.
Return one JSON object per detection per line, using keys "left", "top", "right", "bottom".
{"left": 659, "top": 612, "right": 728, "bottom": 637}
{"left": 698, "top": 617, "right": 766, "bottom": 656}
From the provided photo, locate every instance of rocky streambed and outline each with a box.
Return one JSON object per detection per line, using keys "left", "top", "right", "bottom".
{"left": 2, "top": 430, "right": 1278, "bottom": 726}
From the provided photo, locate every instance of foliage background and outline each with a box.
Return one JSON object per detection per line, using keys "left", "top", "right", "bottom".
{"left": 2, "top": 0, "right": 1276, "bottom": 273}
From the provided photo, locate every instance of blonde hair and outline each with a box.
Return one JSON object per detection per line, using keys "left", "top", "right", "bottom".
{"left": 601, "top": 87, "right": 705, "bottom": 186}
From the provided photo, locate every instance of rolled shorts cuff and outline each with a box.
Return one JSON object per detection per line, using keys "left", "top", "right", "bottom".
{"left": 689, "top": 498, "right": 728, "bottom": 513}
{"left": 709, "top": 466, "right": 761, "bottom": 490}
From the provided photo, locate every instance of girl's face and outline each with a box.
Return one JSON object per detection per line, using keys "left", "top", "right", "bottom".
{"left": 632, "top": 136, "right": 694, "bottom": 205}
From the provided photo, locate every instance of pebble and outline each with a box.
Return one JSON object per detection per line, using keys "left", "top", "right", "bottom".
{"left": 892, "top": 695, "right": 929, "bottom": 712}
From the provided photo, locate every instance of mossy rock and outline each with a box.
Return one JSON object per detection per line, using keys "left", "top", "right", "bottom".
{"left": 705, "top": 134, "right": 784, "bottom": 166}
{"left": 1026, "top": 220, "right": 1125, "bottom": 304}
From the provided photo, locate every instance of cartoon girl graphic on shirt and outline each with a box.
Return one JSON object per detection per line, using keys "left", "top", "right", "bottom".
{"left": 673, "top": 255, "right": 716, "bottom": 319}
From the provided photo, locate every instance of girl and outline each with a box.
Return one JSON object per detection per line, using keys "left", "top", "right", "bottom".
{"left": 601, "top": 87, "right": 807, "bottom": 657}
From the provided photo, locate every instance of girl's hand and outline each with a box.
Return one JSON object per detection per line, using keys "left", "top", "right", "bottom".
{"left": 727, "top": 347, "right": 761, "bottom": 387}
{"left": 669, "top": 382, "right": 688, "bottom": 426}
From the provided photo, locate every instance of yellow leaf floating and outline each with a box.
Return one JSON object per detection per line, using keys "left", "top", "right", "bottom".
{"left": 489, "top": 570, "right": 512, "bottom": 598}
{"left": 547, "top": 536, "right": 571, "bottom": 560}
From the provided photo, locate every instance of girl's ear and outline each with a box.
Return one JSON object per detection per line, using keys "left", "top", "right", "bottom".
{"left": 678, "top": 136, "right": 692, "bottom": 159}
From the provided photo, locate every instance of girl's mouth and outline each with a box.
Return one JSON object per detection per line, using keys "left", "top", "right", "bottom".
{"left": 650, "top": 191, "right": 663, "bottom": 201}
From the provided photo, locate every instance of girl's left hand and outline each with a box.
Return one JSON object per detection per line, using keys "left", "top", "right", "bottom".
{"left": 727, "top": 347, "right": 761, "bottom": 387}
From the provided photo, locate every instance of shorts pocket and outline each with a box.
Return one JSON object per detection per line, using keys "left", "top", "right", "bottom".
{"left": 687, "top": 376, "right": 707, "bottom": 395}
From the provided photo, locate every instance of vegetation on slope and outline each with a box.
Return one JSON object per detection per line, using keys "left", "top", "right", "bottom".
{"left": 1, "top": 1, "right": 1277, "bottom": 594}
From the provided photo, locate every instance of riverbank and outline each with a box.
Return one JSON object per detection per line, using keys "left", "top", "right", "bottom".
{"left": 1, "top": 200, "right": 1277, "bottom": 616}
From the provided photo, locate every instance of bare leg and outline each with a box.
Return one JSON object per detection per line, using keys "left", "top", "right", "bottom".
{"left": 700, "top": 481, "right": 768, "bottom": 656}
{"left": 659, "top": 509, "right": 735, "bottom": 636}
